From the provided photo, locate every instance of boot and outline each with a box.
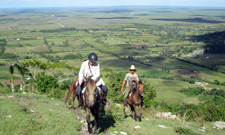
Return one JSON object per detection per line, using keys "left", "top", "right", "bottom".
{"left": 101, "top": 92, "right": 107, "bottom": 105}
{"left": 78, "top": 94, "right": 83, "bottom": 107}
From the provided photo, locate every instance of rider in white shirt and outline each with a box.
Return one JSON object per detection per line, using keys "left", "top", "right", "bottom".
{"left": 76, "top": 53, "right": 108, "bottom": 107}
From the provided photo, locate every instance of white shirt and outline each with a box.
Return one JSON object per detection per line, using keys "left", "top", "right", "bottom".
{"left": 78, "top": 60, "right": 103, "bottom": 85}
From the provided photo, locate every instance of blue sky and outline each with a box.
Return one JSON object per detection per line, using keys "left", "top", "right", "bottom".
{"left": 1, "top": 0, "right": 225, "bottom": 8}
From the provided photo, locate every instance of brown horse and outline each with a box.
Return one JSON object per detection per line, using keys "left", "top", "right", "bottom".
{"left": 83, "top": 77, "right": 101, "bottom": 134}
{"left": 65, "top": 80, "right": 80, "bottom": 109}
{"left": 125, "top": 81, "right": 144, "bottom": 121}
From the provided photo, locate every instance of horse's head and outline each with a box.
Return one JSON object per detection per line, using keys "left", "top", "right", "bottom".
{"left": 85, "top": 77, "right": 98, "bottom": 108}
{"left": 138, "top": 81, "right": 145, "bottom": 96}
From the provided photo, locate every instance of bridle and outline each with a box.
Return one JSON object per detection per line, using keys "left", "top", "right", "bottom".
{"left": 137, "top": 85, "right": 144, "bottom": 96}
{"left": 85, "top": 86, "right": 101, "bottom": 103}
{"left": 86, "top": 87, "right": 97, "bottom": 95}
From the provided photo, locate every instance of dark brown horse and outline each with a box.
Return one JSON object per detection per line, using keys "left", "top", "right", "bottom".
{"left": 125, "top": 81, "right": 144, "bottom": 121}
{"left": 83, "top": 77, "right": 101, "bottom": 134}
{"left": 65, "top": 80, "right": 79, "bottom": 109}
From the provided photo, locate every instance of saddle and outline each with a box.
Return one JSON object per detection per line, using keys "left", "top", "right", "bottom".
{"left": 128, "top": 87, "right": 136, "bottom": 97}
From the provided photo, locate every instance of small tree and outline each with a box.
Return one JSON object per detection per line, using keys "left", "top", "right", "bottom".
{"left": 15, "top": 63, "right": 28, "bottom": 90}
{"left": 9, "top": 65, "right": 14, "bottom": 92}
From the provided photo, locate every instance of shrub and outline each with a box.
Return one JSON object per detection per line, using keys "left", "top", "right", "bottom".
{"left": 48, "top": 88, "right": 64, "bottom": 99}
{"left": 204, "top": 88, "right": 225, "bottom": 97}
{"left": 174, "top": 127, "right": 197, "bottom": 135}
{"left": 35, "top": 72, "right": 59, "bottom": 93}
{"left": 0, "top": 86, "right": 12, "bottom": 94}
{"left": 143, "top": 83, "right": 157, "bottom": 108}
{"left": 59, "top": 80, "right": 72, "bottom": 90}
{"left": 103, "top": 71, "right": 126, "bottom": 103}
{"left": 179, "top": 87, "right": 205, "bottom": 97}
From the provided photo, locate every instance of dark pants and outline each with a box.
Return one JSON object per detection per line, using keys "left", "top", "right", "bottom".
{"left": 76, "top": 82, "right": 84, "bottom": 96}
{"left": 101, "top": 85, "right": 108, "bottom": 95}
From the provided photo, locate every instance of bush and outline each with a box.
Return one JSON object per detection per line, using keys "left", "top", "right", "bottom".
{"left": 59, "top": 80, "right": 72, "bottom": 90}
{"left": 0, "top": 86, "right": 12, "bottom": 94}
{"left": 200, "top": 101, "right": 225, "bottom": 121}
{"left": 48, "top": 88, "right": 64, "bottom": 99}
{"left": 204, "top": 88, "right": 225, "bottom": 97}
{"left": 103, "top": 71, "right": 126, "bottom": 103}
{"left": 175, "top": 127, "right": 197, "bottom": 135}
{"left": 143, "top": 83, "right": 157, "bottom": 108}
{"left": 179, "top": 87, "right": 205, "bottom": 97}
{"left": 35, "top": 72, "right": 59, "bottom": 93}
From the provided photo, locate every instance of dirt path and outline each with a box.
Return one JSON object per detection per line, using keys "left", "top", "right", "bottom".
{"left": 64, "top": 101, "right": 111, "bottom": 135}
{"left": 66, "top": 107, "right": 90, "bottom": 135}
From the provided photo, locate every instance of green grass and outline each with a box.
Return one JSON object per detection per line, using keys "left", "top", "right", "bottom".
{"left": 98, "top": 101, "right": 224, "bottom": 135}
{"left": 0, "top": 93, "right": 81, "bottom": 135}
{"left": 146, "top": 78, "right": 200, "bottom": 104}
{"left": 1, "top": 91, "right": 225, "bottom": 135}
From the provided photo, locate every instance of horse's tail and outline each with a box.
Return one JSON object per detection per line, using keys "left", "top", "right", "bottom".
{"left": 65, "top": 81, "right": 77, "bottom": 104}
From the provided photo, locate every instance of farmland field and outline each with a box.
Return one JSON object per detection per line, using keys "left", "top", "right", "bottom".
{"left": 1, "top": 6, "right": 225, "bottom": 103}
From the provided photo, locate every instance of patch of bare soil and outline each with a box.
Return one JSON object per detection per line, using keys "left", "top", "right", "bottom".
{"left": 65, "top": 106, "right": 90, "bottom": 135}
{"left": 170, "top": 69, "right": 209, "bottom": 77}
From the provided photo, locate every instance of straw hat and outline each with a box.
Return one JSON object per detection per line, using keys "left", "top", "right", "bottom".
{"left": 129, "top": 65, "right": 137, "bottom": 71}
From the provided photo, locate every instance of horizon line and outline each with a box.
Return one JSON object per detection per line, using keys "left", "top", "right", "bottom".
{"left": 1, "top": 5, "right": 225, "bottom": 9}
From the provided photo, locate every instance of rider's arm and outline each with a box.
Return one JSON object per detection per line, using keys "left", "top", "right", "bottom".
{"left": 121, "top": 74, "right": 128, "bottom": 91}
{"left": 78, "top": 62, "right": 85, "bottom": 85}
{"left": 121, "top": 80, "right": 126, "bottom": 91}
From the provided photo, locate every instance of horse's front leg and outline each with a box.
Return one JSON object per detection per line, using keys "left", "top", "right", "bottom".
{"left": 132, "top": 104, "right": 137, "bottom": 121}
{"left": 92, "top": 108, "right": 99, "bottom": 134}
{"left": 139, "top": 104, "right": 142, "bottom": 122}
{"left": 86, "top": 108, "right": 92, "bottom": 133}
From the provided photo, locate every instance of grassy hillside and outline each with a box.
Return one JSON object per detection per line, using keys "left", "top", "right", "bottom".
{"left": 0, "top": 93, "right": 81, "bottom": 135}
{"left": 1, "top": 92, "right": 224, "bottom": 135}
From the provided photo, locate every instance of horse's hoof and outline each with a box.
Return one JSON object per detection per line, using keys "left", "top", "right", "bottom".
{"left": 139, "top": 118, "right": 142, "bottom": 122}
{"left": 69, "top": 107, "right": 74, "bottom": 109}
{"left": 78, "top": 106, "right": 82, "bottom": 110}
{"left": 93, "top": 131, "right": 97, "bottom": 134}
{"left": 88, "top": 128, "right": 92, "bottom": 133}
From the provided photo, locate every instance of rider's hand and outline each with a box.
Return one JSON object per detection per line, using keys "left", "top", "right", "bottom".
{"left": 132, "top": 78, "right": 136, "bottom": 81}
{"left": 123, "top": 91, "right": 125, "bottom": 96}
{"left": 79, "top": 82, "right": 82, "bottom": 86}
{"left": 121, "top": 87, "right": 124, "bottom": 92}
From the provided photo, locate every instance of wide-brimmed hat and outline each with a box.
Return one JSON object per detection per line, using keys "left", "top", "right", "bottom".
{"left": 129, "top": 65, "right": 137, "bottom": 71}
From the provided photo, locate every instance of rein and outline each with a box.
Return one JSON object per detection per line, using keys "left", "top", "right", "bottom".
{"left": 86, "top": 87, "right": 97, "bottom": 95}
{"left": 85, "top": 87, "right": 101, "bottom": 103}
